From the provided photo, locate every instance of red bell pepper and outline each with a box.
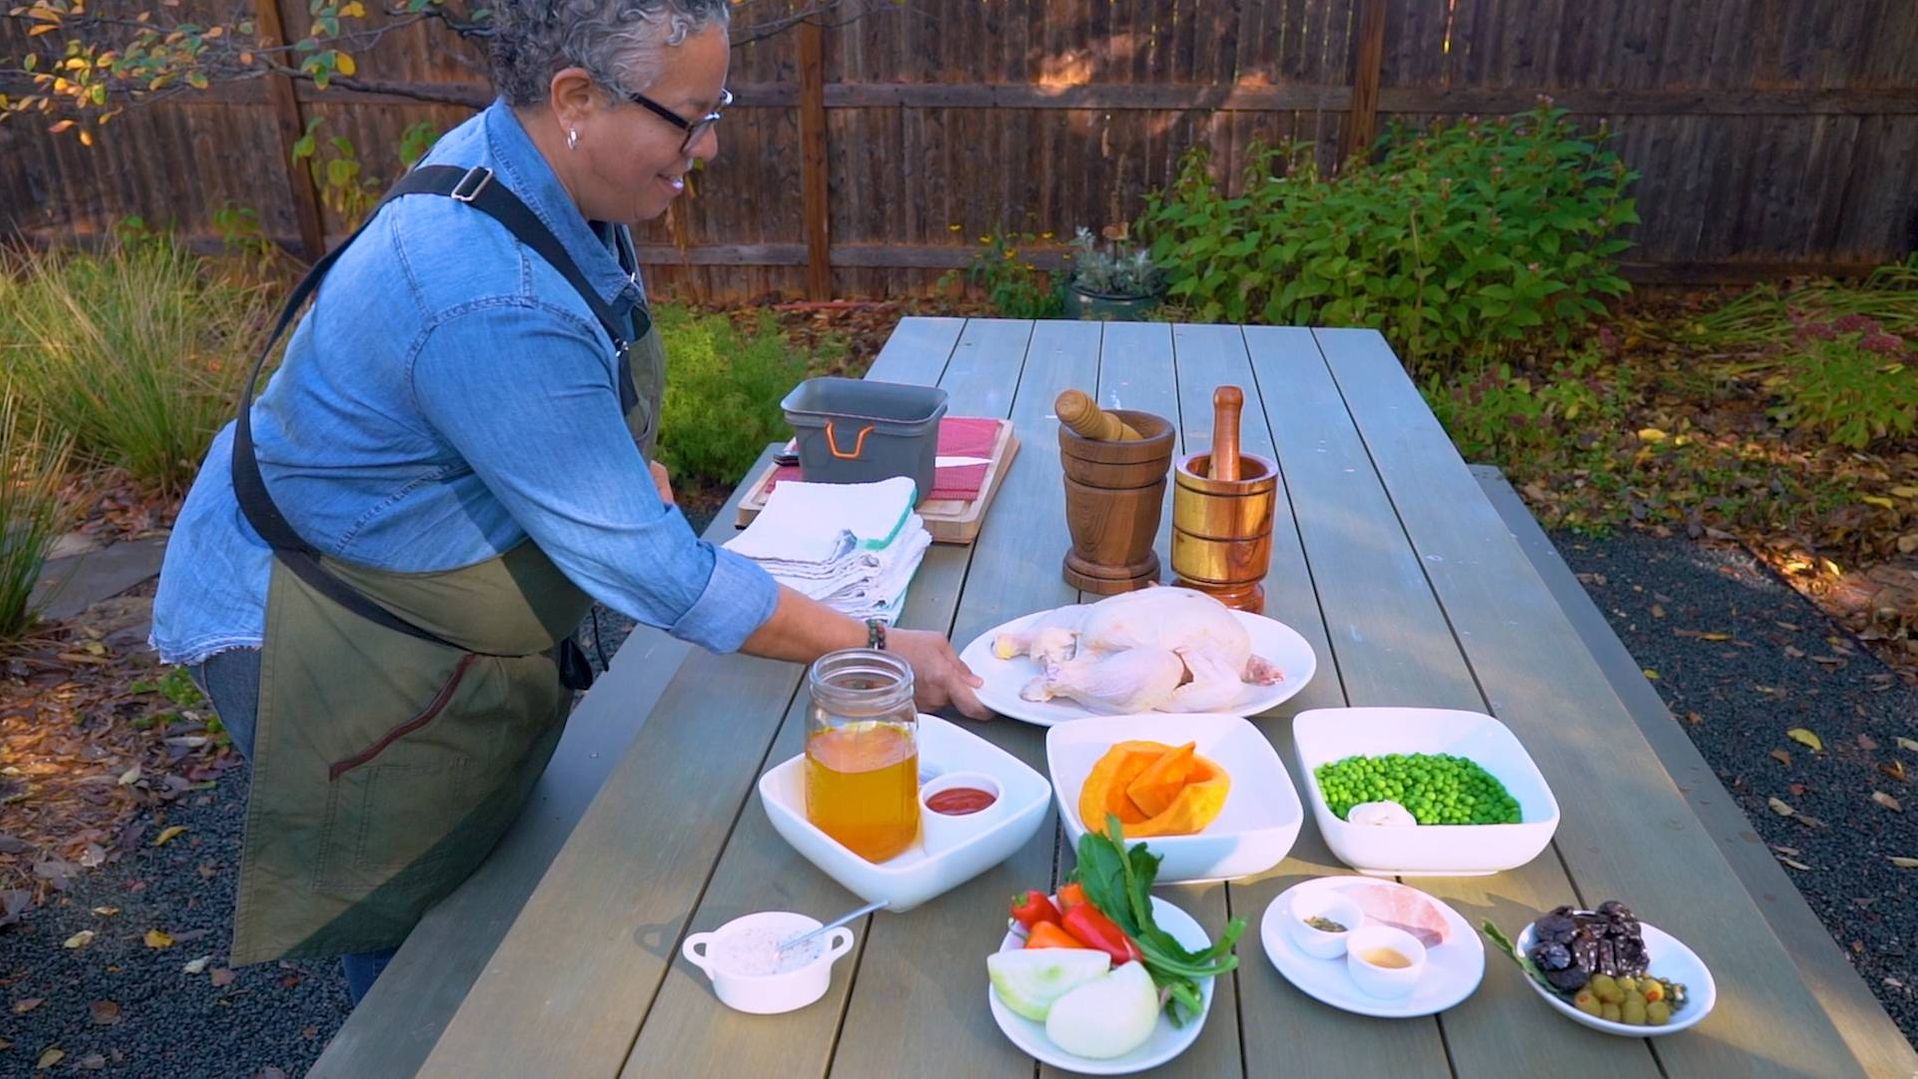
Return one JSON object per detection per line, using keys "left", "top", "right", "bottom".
{"left": 1056, "top": 881, "right": 1089, "bottom": 911}
{"left": 1024, "top": 921, "right": 1089, "bottom": 950}
{"left": 1061, "top": 902, "right": 1142, "bottom": 965}
{"left": 1010, "top": 889, "right": 1062, "bottom": 931}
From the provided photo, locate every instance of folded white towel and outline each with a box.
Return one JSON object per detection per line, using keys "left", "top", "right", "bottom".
{"left": 724, "top": 476, "right": 916, "bottom": 564}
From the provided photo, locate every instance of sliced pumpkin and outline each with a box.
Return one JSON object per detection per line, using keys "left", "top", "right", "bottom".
{"left": 1125, "top": 741, "right": 1197, "bottom": 817}
{"left": 1077, "top": 740, "right": 1167, "bottom": 827}
{"left": 1079, "top": 741, "right": 1231, "bottom": 837}
{"left": 1124, "top": 756, "right": 1229, "bottom": 837}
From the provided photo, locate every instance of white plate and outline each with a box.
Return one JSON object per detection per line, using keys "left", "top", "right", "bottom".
{"left": 1260, "top": 877, "right": 1484, "bottom": 1018}
{"left": 1046, "top": 714, "right": 1302, "bottom": 883}
{"left": 960, "top": 607, "right": 1317, "bottom": 726}
{"left": 1512, "top": 921, "right": 1717, "bottom": 1036}
{"left": 988, "top": 895, "right": 1213, "bottom": 1074}
{"left": 1292, "top": 707, "right": 1560, "bottom": 877}
{"left": 759, "top": 715, "right": 1051, "bottom": 912}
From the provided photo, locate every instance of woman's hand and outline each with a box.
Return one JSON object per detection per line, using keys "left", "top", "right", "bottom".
{"left": 886, "top": 627, "right": 990, "bottom": 720}
{"left": 650, "top": 460, "right": 675, "bottom": 506}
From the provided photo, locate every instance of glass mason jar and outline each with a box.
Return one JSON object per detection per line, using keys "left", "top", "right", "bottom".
{"left": 804, "top": 648, "right": 920, "bottom": 863}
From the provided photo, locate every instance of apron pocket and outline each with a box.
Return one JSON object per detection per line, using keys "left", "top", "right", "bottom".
{"left": 313, "top": 651, "right": 480, "bottom": 890}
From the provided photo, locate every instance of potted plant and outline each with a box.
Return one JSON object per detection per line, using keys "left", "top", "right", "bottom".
{"left": 1062, "top": 225, "right": 1165, "bottom": 321}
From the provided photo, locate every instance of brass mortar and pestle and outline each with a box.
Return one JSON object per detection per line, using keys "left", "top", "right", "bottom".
{"left": 1171, "top": 386, "right": 1276, "bottom": 614}
{"left": 1055, "top": 389, "right": 1175, "bottom": 594}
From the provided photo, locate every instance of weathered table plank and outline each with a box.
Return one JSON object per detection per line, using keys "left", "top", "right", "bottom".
{"left": 1240, "top": 326, "right": 1657, "bottom": 1078}
{"left": 1174, "top": 323, "right": 1454, "bottom": 1079}
{"left": 1055, "top": 321, "right": 1244, "bottom": 1079}
{"left": 1314, "top": 327, "right": 1864, "bottom": 1077}
{"left": 826, "top": 319, "right": 1087, "bottom": 1078}
{"left": 622, "top": 318, "right": 990, "bottom": 1078}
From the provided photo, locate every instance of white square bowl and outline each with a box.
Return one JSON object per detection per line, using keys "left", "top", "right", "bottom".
{"left": 759, "top": 714, "right": 1051, "bottom": 912}
{"left": 1292, "top": 707, "right": 1560, "bottom": 876}
{"left": 1045, "top": 713, "right": 1303, "bottom": 883}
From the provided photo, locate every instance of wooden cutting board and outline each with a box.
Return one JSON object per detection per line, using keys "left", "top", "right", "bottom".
{"left": 734, "top": 420, "right": 1020, "bottom": 545}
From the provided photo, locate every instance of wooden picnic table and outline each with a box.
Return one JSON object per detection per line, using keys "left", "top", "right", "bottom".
{"left": 357, "top": 318, "right": 1912, "bottom": 1077}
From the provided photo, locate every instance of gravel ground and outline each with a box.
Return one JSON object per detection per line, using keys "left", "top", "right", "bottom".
{"left": 0, "top": 763, "right": 351, "bottom": 1077}
{"left": 1552, "top": 529, "right": 1918, "bottom": 1043}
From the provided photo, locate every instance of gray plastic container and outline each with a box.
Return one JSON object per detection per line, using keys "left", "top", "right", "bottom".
{"left": 781, "top": 377, "right": 948, "bottom": 500}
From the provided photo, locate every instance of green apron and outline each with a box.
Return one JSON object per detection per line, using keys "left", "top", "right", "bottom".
{"left": 227, "top": 165, "right": 667, "bottom": 965}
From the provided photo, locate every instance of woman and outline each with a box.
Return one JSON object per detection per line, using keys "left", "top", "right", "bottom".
{"left": 151, "top": 0, "right": 985, "bottom": 1006}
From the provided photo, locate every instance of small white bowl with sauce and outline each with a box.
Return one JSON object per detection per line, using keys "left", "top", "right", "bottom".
{"left": 681, "top": 910, "right": 855, "bottom": 1014}
{"left": 1346, "top": 925, "right": 1427, "bottom": 1000}
{"left": 1284, "top": 891, "right": 1363, "bottom": 960}
{"left": 918, "top": 770, "right": 1003, "bottom": 852}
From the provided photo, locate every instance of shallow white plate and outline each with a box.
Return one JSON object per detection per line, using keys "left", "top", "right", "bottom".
{"left": 988, "top": 895, "right": 1213, "bottom": 1074}
{"left": 1261, "top": 877, "right": 1484, "bottom": 1018}
{"left": 1046, "top": 714, "right": 1302, "bottom": 883}
{"left": 1292, "top": 707, "right": 1560, "bottom": 877}
{"left": 960, "top": 607, "right": 1317, "bottom": 726}
{"left": 1512, "top": 921, "right": 1717, "bottom": 1036}
{"left": 759, "top": 715, "right": 1050, "bottom": 912}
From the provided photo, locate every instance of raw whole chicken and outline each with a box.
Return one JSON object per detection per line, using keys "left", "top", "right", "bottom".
{"left": 993, "top": 587, "right": 1284, "bottom": 713}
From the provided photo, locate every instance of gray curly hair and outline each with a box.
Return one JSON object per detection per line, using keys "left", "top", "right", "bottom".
{"left": 490, "top": 0, "right": 731, "bottom": 107}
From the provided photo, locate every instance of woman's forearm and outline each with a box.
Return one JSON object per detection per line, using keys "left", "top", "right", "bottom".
{"left": 738, "top": 585, "right": 868, "bottom": 662}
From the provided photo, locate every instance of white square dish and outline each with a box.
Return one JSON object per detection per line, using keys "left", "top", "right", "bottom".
{"left": 759, "top": 714, "right": 1051, "bottom": 911}
{"left": 1046, "top": 713, "right": 1303, "bottom": 883}
{"left": 1292, "top": 707, "right": 1560, "bottom": 876}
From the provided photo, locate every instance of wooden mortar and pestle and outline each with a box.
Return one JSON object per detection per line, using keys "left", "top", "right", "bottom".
{"left": 1056, "top": 389, "right": 1175, "bottom": 594}
{"left": 1171, "top": 386, "right": 1277, "bottom": 613}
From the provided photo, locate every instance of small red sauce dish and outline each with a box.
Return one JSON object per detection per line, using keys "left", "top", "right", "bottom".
{"left": 920, "top": 770, "right": 1005, "bottom": 850}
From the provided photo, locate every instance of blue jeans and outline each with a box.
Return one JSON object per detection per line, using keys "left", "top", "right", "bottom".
{"left": 189, "top": 649, "right": 398, "bottom": 1006}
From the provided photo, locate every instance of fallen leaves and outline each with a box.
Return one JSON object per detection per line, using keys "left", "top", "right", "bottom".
{"left": 143, "top": 928, "right": 174, "bottom": 949}
{"left": 88, "top": 1000, "right": 120, "bottom": 1025}
{"left": 1872, "top": 791, "right": 1903, "bottom": 813}
{"left": 1892, "top": 856, "right": 1918, "bottom": 869}
{"left": 1683, "top": 711, "right": 1704, "bottom": 726}
{"left": 63, "top": 929, "right": 95, "bottom": 949}
{"left": 1768, "top": 796, "right": 1796, "bottom": 817}
{"left": 1786, "top": 728, "right": 1824, "bottom": 753}
{"left": 210, "top": 967, "right": 236, "bottom": 988}
{"left": 153, "top": 825, "right": 187, "bottom": 846}
{"left": 1675, "top": 629, "right": 1733, "bottom": 641}
{"left": 1642, "top": 668, "right": 1660, "bottom": 680}
{"left": 182, "top": 955, "right": 211, "bottom": 974}
{"left": 90, "top": 905, "right": 118, "bottom": 917}
{"left": 1883, "top": 760, "right": 1908, "bottom": 783}
{"left": 1898, "top": 737, "right": 1918, "bottom": 753}
{"left": 1769, "top": 749, "right": 1793, "bottom": 767}
{"left": 13, "top": 997, "right": 44, "bottom": 1014}
{"left": 38, "top": 1047, "right": 64, "bottom": 1069}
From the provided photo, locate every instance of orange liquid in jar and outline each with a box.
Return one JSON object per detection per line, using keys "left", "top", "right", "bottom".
{"left": 805, "top": 721, "right": 920, "bottom": 862}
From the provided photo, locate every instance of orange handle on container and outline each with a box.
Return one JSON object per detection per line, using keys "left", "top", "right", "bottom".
{"left": 824, "top": 422, "right": 876, "bottom": 460}
{"left": 1211, "top": 387, "right": 1243, "bottom": 481}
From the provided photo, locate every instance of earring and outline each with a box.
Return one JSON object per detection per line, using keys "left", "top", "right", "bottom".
{"left": 567, "top": 128, "right": 579, "bottom": 151}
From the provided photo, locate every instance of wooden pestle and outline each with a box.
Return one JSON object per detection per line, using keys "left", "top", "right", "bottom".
{"left": 1055, "top": 389, "right": 1144, "bottom": 441}
{"left": 1210, "top": 386, "right": 1243, "bottom": 480}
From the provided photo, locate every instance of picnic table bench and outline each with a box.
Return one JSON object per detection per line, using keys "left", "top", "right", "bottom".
{"left": 314, "top": 318, "right": 1917, "bottom": 1078}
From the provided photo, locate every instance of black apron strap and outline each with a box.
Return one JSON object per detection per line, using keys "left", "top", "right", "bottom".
{"left": 232, "top": 164, "right": 639, "bottom": 682}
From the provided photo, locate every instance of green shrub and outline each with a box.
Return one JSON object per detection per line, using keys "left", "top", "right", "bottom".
{"left": 0, "top": 239, "right": 270, "bottom": 496}
{"left": 942, "top": 231, "right": 1065, "bottom": 318}
{"left": 1141, "top": 102, "right": 1637, "bottom": 373}
{"left": 1426, "top": 349, "right": 1636, "bottom": 465}
{"left": 0, "top": 389, "right": 73, "bottom": 643}
{"left": 654, "top": 305, "right": 824, "bottom": 487}
{"left": 1767, "top": 330, "right": 1916, "bottom": 450}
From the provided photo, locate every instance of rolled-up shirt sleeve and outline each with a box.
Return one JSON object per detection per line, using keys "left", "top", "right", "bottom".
{"left": 409, "top": 299, "right": 778, "bottom": 653}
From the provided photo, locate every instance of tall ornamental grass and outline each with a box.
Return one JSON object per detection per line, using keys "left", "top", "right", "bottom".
{"left": 0, "top": 239, "right": 270, "bottom": 496}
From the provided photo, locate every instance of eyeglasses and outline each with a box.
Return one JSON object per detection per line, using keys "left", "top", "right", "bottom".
{"left": 627, "top": 87, "right": 732, "bottom": 155}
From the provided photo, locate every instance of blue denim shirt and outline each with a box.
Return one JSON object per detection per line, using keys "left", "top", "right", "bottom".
{"left": 151, "top": 100, "right": 779, "bottom": 665}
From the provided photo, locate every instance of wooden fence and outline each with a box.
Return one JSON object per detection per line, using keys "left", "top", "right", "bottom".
{"left": 3, "top": 0, "right": 1916, "bottom": 301}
